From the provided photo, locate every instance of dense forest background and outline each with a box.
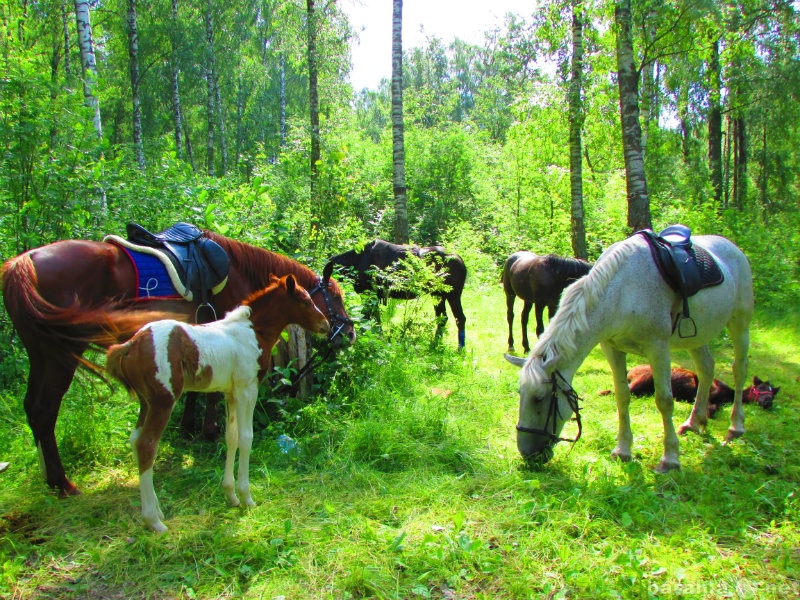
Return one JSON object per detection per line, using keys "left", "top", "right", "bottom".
{"left": 0, "top": 0, "right": 798, "bottom": 307}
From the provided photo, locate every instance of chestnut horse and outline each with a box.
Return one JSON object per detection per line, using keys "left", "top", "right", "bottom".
{"left": 106, "top": 274, "right": 329, "bottom": 532}
{"left": 501, "top": 251, "right": 592, "bottom": 353}
{"left": 625, "top": 364, "right": 779, "bottom": 416}
{"left": 1, "top": 230, "right": 355, "bottom": 497}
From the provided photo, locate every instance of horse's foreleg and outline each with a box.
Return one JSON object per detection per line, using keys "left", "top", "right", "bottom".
{"left": 726, "top": 327, "right": 750, "bottom": 443}
{"left": 24, "top": 354, "right": 81, "bottom": 497}
{"left": 680, "top": 346, "right": 713, "bottom": 434}
{"left": 234, "top": 386, "right": 257, "bottom": 508}
{"left": 221, "top": 393, "right": 240, "bottom": 507}
{"left": 649, "top": 354, "right": 681, "bottom": 473}
{"left": 521, "top": 301, "right": 534, "bottom": 353}
{"left": 134, "top": 393, "right": 174, "bottom": 533}
{"left": 601, "top": 344, "right": 633, "bottom": 463}
{"left": 433, "top": 298, "right": 448, "bottom": 342}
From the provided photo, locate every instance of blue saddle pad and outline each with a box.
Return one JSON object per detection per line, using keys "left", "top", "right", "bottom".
{"left": 121, "top": 247, "right": 181, "bottom": 299}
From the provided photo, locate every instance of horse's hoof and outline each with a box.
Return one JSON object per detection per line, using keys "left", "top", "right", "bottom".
{"left": 147, "top": 520, "right": 168, "bottom": 534}
{"left": 724, "top": 429, "right": 744, "bottom": 444}
{"left": 611, "top": 449, "right": 632, "bottom": 463}
{"left": 678, "top": 420, "right": 702, "bottom": 435}
{"left": 57, "top": 481, "right": 82, "bottom": 498}
{"left": 654, "top": 460, "right": 680, "bottom": 474}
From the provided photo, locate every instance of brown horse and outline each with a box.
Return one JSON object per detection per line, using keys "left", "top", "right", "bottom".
{"left": 501, "top": 251, "right": 592, "bottom": 353}
{"left": 1, "top": 230, "right": 355, "bottom": 497}
{"left": 106, "top": 274, "right": 329, "bottom": 532}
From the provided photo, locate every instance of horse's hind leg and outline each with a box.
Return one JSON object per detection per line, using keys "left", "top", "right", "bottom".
{"left": 23, "top": 351, "right": 82, "bottom": 496}
{"left": 134, "top": 393, "right": 175, "bottom": 533}
{"left": 679, "top": 345, "right": 713, "bottom": 434}
{"left": 726, "top": 324, "right": 750, "bottom": 442}
{"left": 521, "top": 301, "right": 534, "bottom": 353}
{"left": 505, "top": 293, "right": 516, "bottom": 352}
{"left": 447, "top": 293, "right": 467, "bottom": 349}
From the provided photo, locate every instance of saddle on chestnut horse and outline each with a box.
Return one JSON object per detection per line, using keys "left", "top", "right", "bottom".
{"left": 638, "top": 224, "right": 724, "bottom": 338}
{"left": 104, "top": 222, "right": 229, "bottom": 305}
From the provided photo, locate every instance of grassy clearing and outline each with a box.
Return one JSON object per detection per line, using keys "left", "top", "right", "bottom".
{"left": 0, "top": 274, "right": 798, "bottom": 599}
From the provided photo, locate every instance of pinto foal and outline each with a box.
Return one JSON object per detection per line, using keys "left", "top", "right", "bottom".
{"left": 106, "top": 274, "right": 329, "bottom": 532}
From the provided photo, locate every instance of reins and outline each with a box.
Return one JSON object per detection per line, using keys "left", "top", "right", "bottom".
{"left": 271, "top": 276, "right": 353, "bottom": 395}
{"left": 516, "top": 370, "right": 583, "bottom": 445}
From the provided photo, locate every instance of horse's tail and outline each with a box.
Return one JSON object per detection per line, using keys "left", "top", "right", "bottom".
{"left": 2, "top": 253, "right": 188, "bottom": 349}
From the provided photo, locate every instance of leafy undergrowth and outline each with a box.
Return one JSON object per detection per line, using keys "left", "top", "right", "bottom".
{"left": 0, "top": 280, "right": 797, "bottom": 599}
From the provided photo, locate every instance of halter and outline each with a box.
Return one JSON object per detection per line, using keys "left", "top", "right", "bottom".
{"left": 516, "top": 370, "right": 583, "bottom": 444}
{"left": 307, "top": 276, "right": 354, "bottom": 343}
{"left": 746, "top": 385, "right": 775, "bottom": 407}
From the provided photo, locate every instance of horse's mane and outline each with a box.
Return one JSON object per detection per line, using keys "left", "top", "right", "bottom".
{"left": 542, "top": 254, "right": 593, "bottom": 280}
{"left": 525, "top": 239, "right": 636, "bottom": 376}
{"left": 205, "top": 231, "right": 319, "bottom": 288}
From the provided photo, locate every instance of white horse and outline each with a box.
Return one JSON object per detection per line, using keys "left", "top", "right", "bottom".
{"left": 505, "top": 232, "right": 753, "bottom": 472}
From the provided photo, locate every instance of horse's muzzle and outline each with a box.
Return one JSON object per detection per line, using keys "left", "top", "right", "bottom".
{"left": 517, "top": 431, "right": 555, "bottom": 466}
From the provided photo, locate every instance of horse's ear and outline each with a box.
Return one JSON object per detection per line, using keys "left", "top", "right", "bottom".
{"left": 753, "top": 376, "right": 763, "bottom": 385}
{"left": 285, "top": 273, "right": 296, "bottom": 292}
{"left": 322, "top": 261, "right": 334, "bottom": 282}
{"left": 269, "top": 274, "right": 280, "bottom": 284}
{"left": 504, "top": 353, "right": 525, "bottom": 368}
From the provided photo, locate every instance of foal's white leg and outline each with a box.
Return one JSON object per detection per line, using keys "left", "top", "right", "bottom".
{"left": 601, "top": 344, "right": 633, "bottom": 462}
{"left": 222, "top": 393, "right": 241, "bottom": 506}
{"left": 726, "top": 326, "right": 750, "bottom": 442}
{"left": 679, "top": 345, "right": 713, "bottom": 434}
{"left": 234, "top": 386, "right": 258, "bottom": 508}
{"left": 650, "top": 355, "right": 680, "bottom": 472}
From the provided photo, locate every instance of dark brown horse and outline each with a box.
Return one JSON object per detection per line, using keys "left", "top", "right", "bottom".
{"left": 1, "top": 230, "right": 355, "bottom": 497}
{"left": 325, "top": 239, "right": 468, "bottom": 348}
{"left": 501, "top": 251, "right": 592, "bottom": 353}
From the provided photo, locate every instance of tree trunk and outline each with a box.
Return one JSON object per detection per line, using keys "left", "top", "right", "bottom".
{"left": 306, "top": 0, "right": 320, "bottom": 198}
{"left": 707, "top": 39, "right": 723, "bottom": 206}
{"left": 204, "top": 0, "right": 215, "bottom": 176}
{"left": 733, "top": 116, "right": 746, "bottom": 209}
{"left": 127, "top": 0, "right": 145, "bottom": 169}
{"left": 61, "top": 1, "right": 71, "bottom": 81}
{"left": 614, "top": 0, "right": 650, "bottom": 232}
{"left": 568, "top": 0, "right": 587, "bottom": 260}
{"left": 391, "top": 0, "right": 408, "bottom": 244}
{"left": 74, "top": 0, "right": 102, "bottom": 140}
{"left": 170, "top": 0, "right": 184, "bottom": 161}
{"left": 279, "top": 52, "right": 287, "bottom": 148}
{"left": 215, "top": 73, "right": 227, "bottom": 175}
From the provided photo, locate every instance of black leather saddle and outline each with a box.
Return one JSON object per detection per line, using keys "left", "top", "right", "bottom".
{"left": 126, "top": 222, "right": 230, "bottom": 305}
{"left": 638, "top": 224, "right": 724, "bottom": 337}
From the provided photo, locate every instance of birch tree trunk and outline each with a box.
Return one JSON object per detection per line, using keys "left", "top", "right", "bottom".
{"left": 127, "top": 0, "right": 145, "bottom": 169}
{"left": 568, "top": 0, "right": 587, "bottom": 260}
{"left": 215, "top": 74, "right": 227, "bottom": 175}
{"left": 75, "top": 0, "right": 102, "bottom": 140}
{"left": 204, "top": 0, "right": 215, "bottom": 176}
{"left": 170, "top": 0, "right": 184, "bottom": 161}
{"left": 391, "top": 0, "right": 408, "bottom": 244}
{"left": 707, "top": 38, "right": 723, "bottom": 206}
{"left": 614, "top": 0, "right": 651, "bottom": 232}
{"left": 306, "top": 0, "right": 320, "bottom": 198}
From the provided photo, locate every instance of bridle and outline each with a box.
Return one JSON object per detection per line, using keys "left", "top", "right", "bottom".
{"left": 308, "top": 276, "right": 354, "bottom": 344}
{"left": 516, "top": 370, "right": 583, "bottom": 444}
{"left": 271, "top": 276, "right": 354, "bottom": 394}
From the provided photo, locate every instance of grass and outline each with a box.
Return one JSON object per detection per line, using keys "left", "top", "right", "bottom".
{"left": 0, "top": 272, "right": 798, "bottom": 599}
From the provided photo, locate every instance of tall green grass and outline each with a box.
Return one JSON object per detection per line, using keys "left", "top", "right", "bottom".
{"left": 0, "top": 274, "right": 797, "bottom": 599}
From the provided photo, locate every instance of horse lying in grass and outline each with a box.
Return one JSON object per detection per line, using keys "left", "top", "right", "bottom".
{"left": 105, "top": 274, "right": 329, "bottom": 532}
{"left": 501, "top": 251, "right": 592, "bottom": 353}
{"left": 623, "top": 364, "right": 779, "bottom": 417}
